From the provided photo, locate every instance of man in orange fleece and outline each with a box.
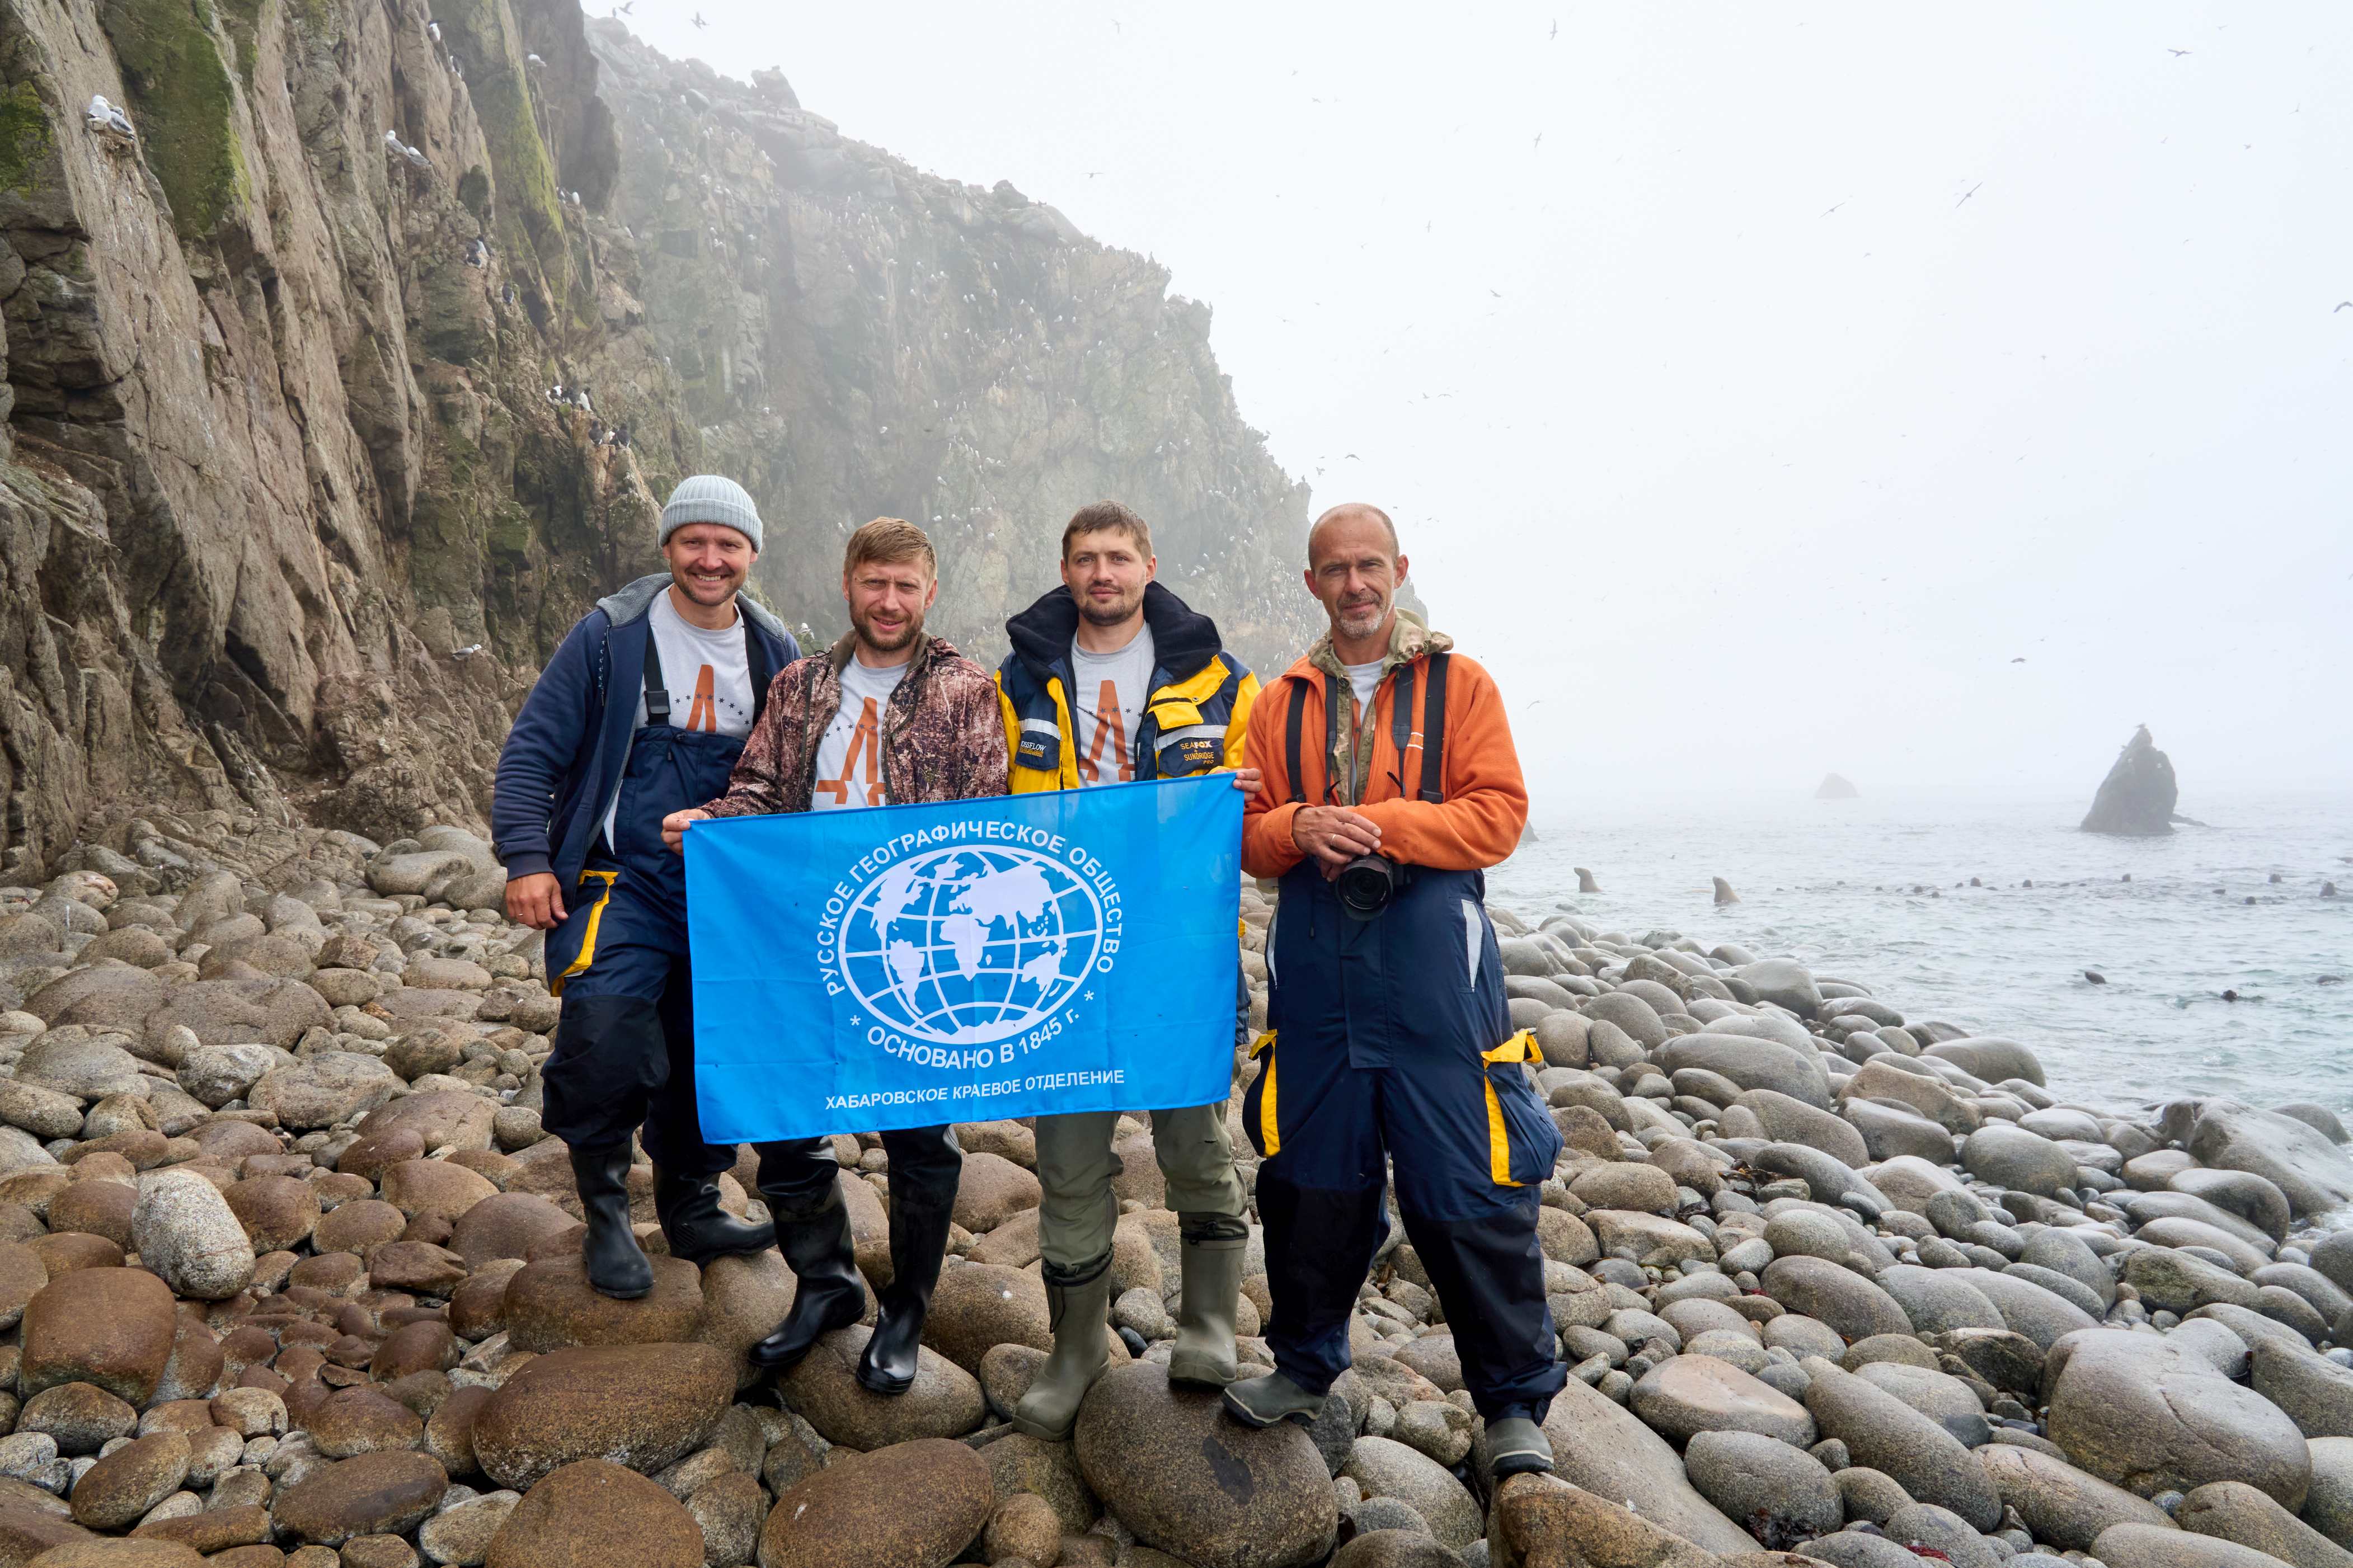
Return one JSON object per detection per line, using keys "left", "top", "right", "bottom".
{"left": 1222, "top": 503, "right": 1564, "bottom": 1483}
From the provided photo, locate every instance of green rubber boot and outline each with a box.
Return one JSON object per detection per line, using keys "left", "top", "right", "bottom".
{"left": 1166, "top": 1230, "right": 1246, "bottom": 1388}
{"left": 1009, "top": 1263, "right": 1114, "bottom": 1441}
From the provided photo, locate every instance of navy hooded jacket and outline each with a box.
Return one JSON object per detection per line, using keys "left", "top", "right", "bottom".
{"left": 491, "top": 573, "right": 799, "bottom": 887}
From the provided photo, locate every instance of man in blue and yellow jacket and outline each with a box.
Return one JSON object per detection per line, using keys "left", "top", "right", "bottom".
{"left": 993, "top": 501, "right": 1260, "bottom": 1440}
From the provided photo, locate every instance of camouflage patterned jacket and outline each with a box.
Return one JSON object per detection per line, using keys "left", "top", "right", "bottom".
{"left": 699, "top": 632, "right": 1007, "bottom": 816}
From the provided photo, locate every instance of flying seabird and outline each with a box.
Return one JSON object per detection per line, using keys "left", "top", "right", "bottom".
{"left": 692, "top": 11, "right": 706, "bottom": 25}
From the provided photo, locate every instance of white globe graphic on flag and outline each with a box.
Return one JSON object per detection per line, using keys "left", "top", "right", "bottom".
{"left": 838, "top": 845, "right": 1106, "bottom": 1047}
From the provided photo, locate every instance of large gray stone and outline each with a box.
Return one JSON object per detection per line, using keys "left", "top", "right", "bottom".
{"left": 1960, "top": 1124, "right": 2079, "bottom": 1199}
{"left": 1338, "top": 1437, "right": 1482, "bottom": 1552}
{"left": 1629, "top": 1354, "right": 1816, "bottom": 1446}
{"left": 1658, "top": 1035, "right": 1829, "bottom": 1110}
{"left": 2189, "top": 1101, "right": 2353, "bottom": 1217}
{"left": 1535, "top": 1372, "right": 1758, "bottom": 1556}
{"left": 1801, "top": 1360, "right": 2001, "bottom": 1528}
{"left": 132, "top": 1169, "right": 256, "bottom": 1301}
{"left": 1759, "top": 1256, "right": 1912, "bottom": 1344}
{"left": 1978, "top": 1440, "right": 2177, "bottom": 1551}
{"left": 2044, "top": 1330, "right": 2309, "bottom": 1508}
{"left": 1683, "top": 1429, "right": 1842, "bottom": 1548}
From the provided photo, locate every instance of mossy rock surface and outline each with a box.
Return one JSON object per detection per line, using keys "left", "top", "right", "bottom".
{"left": 98, "top": 0, "right": 248, "bottom": 239}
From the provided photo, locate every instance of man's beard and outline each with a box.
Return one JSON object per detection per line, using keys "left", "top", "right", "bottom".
{"left": 1335, "top": 592, "right": 1388, "bottom": 639}
{"left": 854, "top": 606, "right": 923, "bottom": 652}
{"left": 1075, "top": 586, "right": 1144, "bottom": 628}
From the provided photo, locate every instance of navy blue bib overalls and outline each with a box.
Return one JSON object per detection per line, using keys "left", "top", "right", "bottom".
{"left": 539, "top": 630, "right": 754, "bottom": 1175}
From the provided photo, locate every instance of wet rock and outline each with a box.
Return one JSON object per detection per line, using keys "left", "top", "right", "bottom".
{"left": 1960, "top": 1125, "right": 2078, "bottom": 1199}
{"left": 20, "top": 1267, "right": 179, "bottom": 1404}
{"left": 1976, "top": 1440, "right": 2175, "bottom": 1550}
{"left": 1536, "top": 1372, "right": 1758, "bottom": 1555}
{"left": 1630, "top": 1353, "right": 1816, "bottom": 1445}
{"left": 2251, "top": 1341, "right": 2353, "bottom": 1440}
{"left": 501, "top": 1256, "right": 705, "bottom": 1353}
{"left": 68, "top": 1430, "right": 189, "bottom": 1529}
{"left": 131, "top": 1169, "right": 257, "bottom": 1300}
{"left": 1760, "top": 1256, "right": 1912, "bottom": 1343}
{"left": 1946, "top": 1268, "right": 2100, "bottom": 1350}
{"left": 2124, "top": 1249, "right": 2260, "bottom": 1317}
{"left": 2092, "top": 1522, "right": 2298, "bottom": 1568}
{"left": 2175, "top": 1478, "right": 2353, "bottom": 1568}
{"left": 309, "top": 1387, "right": 425, "bottom": 1457}
{"left": 2044, "top": 1332, "right": 2310, "bottom": 1507}
{"left": 1338, "top": 1436, "right": 1481, "bottom": 1551}
{"left": 1659, "top": 1036, "right": 1828, "bottom": 1109}
{"left": 416, "top": 1488, "right": 518, "bottom": 1565}
{"left": 777, "top": 1325, "right": 984, "bottom": 1447}
{"left": 472, "top": 1342, "right": 733, "bottom": 1489}
{"left": 1073, "top": 1362, "right": 1336, "bottom": 1568}
{"left": 759, "top": 1438, "right": 994, "bottom": 1568}
{"left": 2188, "top": 1102, "right": 2353, "bottom": 1218}
{"left": 952, "top": 1151, "right": 1042, "bottom": 1233}
{"left": 1684, "top": 1429, "right": 1842, "bottom": 1547}
{"left": 486, "top": 1457, "right": 703, "bottom": 1567}
{"left": 449, "top": 1193, "right": 575, "bottom": 1270}
{"left": 270, "top": 1451, "right": 449, "bottom": 1545}
{"left": 1802, "top": 1360, "right": 2000, "bottom": 1528}
{"left": 222, "top": 1176, "right": 320, "bottom": 1252}
{"left": 924, "top": 1263, "right": 1053, "bottom": 1373}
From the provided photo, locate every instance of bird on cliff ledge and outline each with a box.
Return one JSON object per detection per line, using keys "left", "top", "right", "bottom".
{"left": 85, "top": 95, "right": 137, "bottom": 146}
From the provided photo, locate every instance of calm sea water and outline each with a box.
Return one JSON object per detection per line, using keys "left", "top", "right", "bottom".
{"left": 1491, "top": 792, "right": 2352, "bottom": 1118}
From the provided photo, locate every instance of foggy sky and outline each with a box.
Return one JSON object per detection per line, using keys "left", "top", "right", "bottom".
{"left": 626, "top": 3, "right": 2352, "bottom": 806}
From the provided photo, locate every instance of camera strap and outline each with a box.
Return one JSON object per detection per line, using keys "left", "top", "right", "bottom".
{"left": 1419, "top": 651, "right": 1449, "bottom": 803}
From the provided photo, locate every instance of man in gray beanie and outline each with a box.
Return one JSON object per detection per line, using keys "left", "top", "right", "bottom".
{"left": 492, "top": 475, "right": 799, "bottom": 1298}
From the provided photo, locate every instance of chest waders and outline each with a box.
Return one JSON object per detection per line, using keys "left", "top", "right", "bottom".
{"left": 540, "top": 619, "right": 775, "bottom": 1298}
{"left": 1222, "top": 653, "right": 1567, "bottom": 1483}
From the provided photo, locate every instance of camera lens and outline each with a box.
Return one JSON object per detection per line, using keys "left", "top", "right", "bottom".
{"left": 1335, "top": 854, "right": 1394, "bottom": 920}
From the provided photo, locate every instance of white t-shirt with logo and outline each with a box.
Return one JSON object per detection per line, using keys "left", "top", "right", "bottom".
{"left": 604, "top": 589, "right": 757, "bottom": 849}
{"left": 1069, "top": 625, "right": 1156, "bottom": 786}
{"left": 811, "top": 656, "right": 908, "bottom": 810}
{"left": 1342, "top": 658, "right": 1385, "bottom": 715}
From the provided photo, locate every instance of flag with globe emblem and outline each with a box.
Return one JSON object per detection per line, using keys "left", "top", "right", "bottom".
{"left": 684, "top": 774, "right": 1241, "bottom": 1139}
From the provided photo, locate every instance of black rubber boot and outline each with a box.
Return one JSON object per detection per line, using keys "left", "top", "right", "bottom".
{"left": 655, "top": 1170, "right": 774, "bottom": 1266}
{"left": 748, "top": 1198, "right": 865, "bottom": 1371}
{"left": 856, "top": 1188, "right": 955, "bottom": 1395}
{"left": 569, "top": 1142, "right": 654, "bottom": 1301}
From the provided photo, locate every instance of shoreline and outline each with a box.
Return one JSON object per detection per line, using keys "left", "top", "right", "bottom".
{"left": 0, "top": 809, "right": 2346, "bottom": 1566}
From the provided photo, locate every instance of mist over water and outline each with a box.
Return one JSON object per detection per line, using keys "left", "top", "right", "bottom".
{"left": 1493, "top": 791, "right": 2353, "bottom": 1114}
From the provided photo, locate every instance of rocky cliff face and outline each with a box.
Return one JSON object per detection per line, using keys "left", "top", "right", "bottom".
{"left": 2080, "top": 724, "right": 2180, "bottom": 835}
{"left": 0, "top": 0, "right": 1311, "bottom": 881}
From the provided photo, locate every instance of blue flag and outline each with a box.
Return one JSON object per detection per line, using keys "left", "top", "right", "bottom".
{"left": 684, "top": 774, "right": 1241, "bottom": 1141}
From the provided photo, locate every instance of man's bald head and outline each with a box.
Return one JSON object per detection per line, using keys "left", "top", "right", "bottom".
{"left": 1307, "top": 502, "right": 1399, "bottom": 566}
{"left": 1302, "top": 502, "right": 1410, "bottom": 654}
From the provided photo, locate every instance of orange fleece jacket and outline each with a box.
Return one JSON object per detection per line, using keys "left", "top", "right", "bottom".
{"left": 1241, "top": 647, "right": 1529, "bottom": 878}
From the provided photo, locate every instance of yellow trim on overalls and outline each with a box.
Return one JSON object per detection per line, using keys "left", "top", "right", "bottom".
{"left": 551, "top": 869, "right": 619, "bottom": 998}
{"left": 1481, "top": 1029, "right": 1538, "bottom": 1186}
{"left": 1250, "top": 1030, "right": 1279, "bottom": 1155}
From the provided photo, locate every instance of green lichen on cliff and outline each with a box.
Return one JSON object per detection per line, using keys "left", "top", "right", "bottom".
{"left": 0, "top": 80, "right": 51, "bottom": 196}
{"left": 214, "top": 0, "right": 264, "bottom": 82}
{"left": 97, "top": 0, "right": 248, "bottom": 240}
{"left": 435, "top": 0, "right": 566, "bottom": 285}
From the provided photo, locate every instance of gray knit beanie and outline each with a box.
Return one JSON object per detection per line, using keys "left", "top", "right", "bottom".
{"left": 659, "top": 474, "right": 763, "bottom": 552}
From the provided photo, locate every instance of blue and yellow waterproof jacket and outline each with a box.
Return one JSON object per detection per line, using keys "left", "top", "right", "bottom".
{"left": 994, "top": 581, "right": 1260, "bottom": 791}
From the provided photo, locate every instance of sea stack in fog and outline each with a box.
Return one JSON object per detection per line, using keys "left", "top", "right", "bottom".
{"left": 2080, "top": 724, "right": 2180, "bottom": 835}
{"left": 1814, "top": 772, "right": 1859, "bottom": 799}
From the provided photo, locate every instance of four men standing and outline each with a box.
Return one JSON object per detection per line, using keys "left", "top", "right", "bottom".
{"left": 494, "top": 480, "right": 1556, "bottom": 1481}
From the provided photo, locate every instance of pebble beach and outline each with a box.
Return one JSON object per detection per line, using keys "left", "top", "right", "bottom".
{"left": 0, "top": 808, "right": 2349, "bottom": 1568}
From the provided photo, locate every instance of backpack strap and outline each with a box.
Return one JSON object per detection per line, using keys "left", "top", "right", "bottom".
{"left": 745, "top": 617, "right": 772, "bottom": 726}
{"left": 1284, "top": 676, "right": 1311, "bottom": 806}
{"left": 641, "top": 619, "right": 670, "bottom": 727}
{"left": 1418, "top": 652, "right": 1449, "bottom": 803}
